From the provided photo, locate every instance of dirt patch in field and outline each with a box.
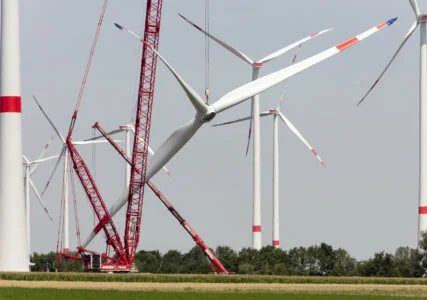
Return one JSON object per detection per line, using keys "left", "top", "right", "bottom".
{"left": 1, "top": 280, "right": 427, "bottom": 297}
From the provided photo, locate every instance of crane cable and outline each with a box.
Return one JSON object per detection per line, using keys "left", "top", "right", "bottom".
{"left": 204, "top": 0, "right": 210, "bottom": 104}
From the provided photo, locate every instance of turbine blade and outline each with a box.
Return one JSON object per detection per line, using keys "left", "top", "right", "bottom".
{"left": 128, "top": 125, "right": 172, "bottom": 176}
{"left": 40, "top": 146, "right": 66, "bottom": 197}
{"left": 29, "top": 154, "right": 60, "bottom": 167}
{"left": 278, "top": 112, "right": 326, "bottom": 168}
{"left": 32, "top": 95, "right": 66, "bottom": 142}
{"left": 245, "top": 101, "right": 254, "bottom": 156}
{"left": 212, "top": 17, "right": 398, "bottom": 114}
{"left": 178, "top": 13, "right": 254, "bottom": 65}
{"left": 30, "top": 135, "right": 55, "bottom": 175}
{"left": 84, "top": 128, "right": 124, "bottom": 141}
{"left": 29, "top": 178, "right": 53, "bottom": 221}
{"left": 357, "top": 21, "right": 417, "bottom": 106}
{"left": 72, "top": 140, "right": 123, "bottom": 145}
{"left": 212, "top": 113, "right": 271, "bottom": 127}
{"left": 22, "top": 155, "right": 30, "bottom": 164}
{"left": 146, "top": 118, "right": 203, "bottom": 180}
{"left": 259, "top": 27, "right": 335, "bottom": 64}
{"left": 409, "top": 0, "right": 421, "bottom": 17}
{"left": 114, "top": 22, "right": 208, "bottom": 116}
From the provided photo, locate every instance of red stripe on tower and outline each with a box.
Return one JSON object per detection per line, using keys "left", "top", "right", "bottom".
{"left": 0, "top": 96, "right": 21, "bottom": 113}
{"left": 336, "top": 37, "right": 359, "bottom": 52}
{"left": 253, "top": 225, "right": 261, "bottom": 232}
{"left": 273, "top": 240, "right": 280, "bottom": 246}
{"left": 419, "top": 207, "right": 427, "bottom": 214}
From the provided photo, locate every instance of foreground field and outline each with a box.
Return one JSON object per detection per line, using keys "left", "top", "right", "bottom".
{"left": 2, "top": 280, "right": 427, "bottom": 298}
{"left": 1, "top": 288, "right": 427, "bottom": 300}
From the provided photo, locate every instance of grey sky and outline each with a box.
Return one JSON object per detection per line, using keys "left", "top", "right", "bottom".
{"left": 20, "top": 0, "right": 418, "bottom": 261}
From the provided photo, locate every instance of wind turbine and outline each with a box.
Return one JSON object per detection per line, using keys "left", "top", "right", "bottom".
{"left": 22, "top": 136, "right": 58, "bottom": 252}
{"left": 357, "top": 1, "right": 427, "bottom": 240}
{"left": 32, "top": 96, "right": 122, "bottom": 253}
{"left": 213, "top": 86, "right": 326, "bottom": 247}
{"left": 103, "top": 18, "right": 397, "bottom": 244}
{"left": 179, "top": 13, "right": 334, "bottom": 249}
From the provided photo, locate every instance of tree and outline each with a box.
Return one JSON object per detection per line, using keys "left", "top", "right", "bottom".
{"left": 181, "top": 246, "right": 211, "bottom": 274}
{"left": 331, "top": 248, "right": 357, "bottom": 276}
{"left": 160, "top": 250, "right": 183, "bottom": 274}
{"left": 288, "top": 247, "right": 309, "bottom": 276}
{"left": 359, "top": 251, "right": 397, "bottom": 277}
{"left": 134, "top": 250, "right": 161, "bottom": 273}
{"left": 215, "top": 246, "right": 238, "bottom": 273}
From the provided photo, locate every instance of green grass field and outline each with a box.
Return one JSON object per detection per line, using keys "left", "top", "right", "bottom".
{"left": 0, "top": 288, "right": 426, "bottom": 300}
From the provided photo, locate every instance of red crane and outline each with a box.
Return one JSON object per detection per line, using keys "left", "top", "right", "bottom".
{"left": 56, "top": 0, "right": 228, "bottom": 273}
{"left": 124, "top": 0, "right": 163, "bottom": 266}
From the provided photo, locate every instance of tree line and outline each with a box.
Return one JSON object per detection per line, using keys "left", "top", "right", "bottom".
{"left": 29, "top": 233, "right": 427, "bottom": 277}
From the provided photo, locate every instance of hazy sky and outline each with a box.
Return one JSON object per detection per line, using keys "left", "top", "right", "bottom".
{"left": 19, "top": 0, "right": 421, "bottom": 260}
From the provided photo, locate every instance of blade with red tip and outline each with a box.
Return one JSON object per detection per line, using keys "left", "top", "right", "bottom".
{"left": 259, "top": 27, "right": 335, "bottom": 64}
{"left": 29, "top": 178, "right": 53, "bottom": 221}
{"left": 278, "top": 112, "right": 326, "bottom": 168}
{"left": 357, "top": 21, "right": 418, "bottom": 106}
{"left": 212, "top": 17, "right": 398, "bottom": 114}
{"left": 30, "top": 136, "right": 55, "bottom": 175}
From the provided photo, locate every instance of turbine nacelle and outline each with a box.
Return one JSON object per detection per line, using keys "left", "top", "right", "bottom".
{"left": 418, "top": 15, "right": 427, "bottom": 23}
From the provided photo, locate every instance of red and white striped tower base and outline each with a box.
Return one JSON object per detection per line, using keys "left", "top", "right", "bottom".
{"left": 0, "top": 0, "right": 30, "bottom": 271}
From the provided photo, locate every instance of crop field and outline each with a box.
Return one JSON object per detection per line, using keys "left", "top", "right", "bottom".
{"left": 1, "top": 288, "right": 427, "bottom": 300}
{"left": 2, "top": 273, "right": 427, "bottom": 298}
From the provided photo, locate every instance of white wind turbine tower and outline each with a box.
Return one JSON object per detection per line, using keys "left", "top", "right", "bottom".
{"left": 32, "top": 96, "right": 121, "bottom": 253}
{"left": 22, "top": 136, "right": 58, "bottom": 252}
{"left": 213, "top": 87, "right": 326, "bottom": 247}
{"left": 357, "top": 1, "right": 427, "bottom": 241}
{"left": 104, "top": 17, "right": 397, "bottom": 242}
{"left": 179, "top": 13, "right": 334, "bottom": 249}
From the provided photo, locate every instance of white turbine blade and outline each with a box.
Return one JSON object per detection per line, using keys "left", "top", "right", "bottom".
{"left": 212, "top": 112, "right": 271, "bottom": 127}
{"left": 409, "top": 0, "right": 421, "bottom": 17}
{"left": 84, "top": 128, "right": 125, "bottom": 142}
{"left": 114, "top": 22, "right": 208, "bottom": 116}
{"left": 127, "top": 125, "right": 172, "bottom": 176}
{"left": 30, "top": 135, "right": 55, "bottom": 175}
{"left": 278, "top": 112, "right": 326, "bottom": 168}
{"left": 28, "top": 154, "right": 60, "bottom": 167}
{"left": 32, "top": 95, "right": 66, "bottom": 142}
{"left": 245, "top": 101, "right": 254, "bottom": 156}
{"left": 259, "top": 27, "right": 335, "bottom": 64}
{"left": 357, "top": 21, "right": 418, "bottom": 106}
{"left": 29, "top": 178, "right": 53, "bottom": 221}
{"left": 178, "top": 13, "right": 254, "bottom": 65}
{"left": 22, "top": 155, "right": 30, "bottom": 164}
{"left": 146, "top": 118, "right": 203, "bottom": 180}
{"left": 211, "top": 17, "right": 398, "bottom": 114}
{"left": 40, "top": 146, "right": 66, "bottom": 197}
{"left": 72, "top": 140, "right": 123, "bottom": 145}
